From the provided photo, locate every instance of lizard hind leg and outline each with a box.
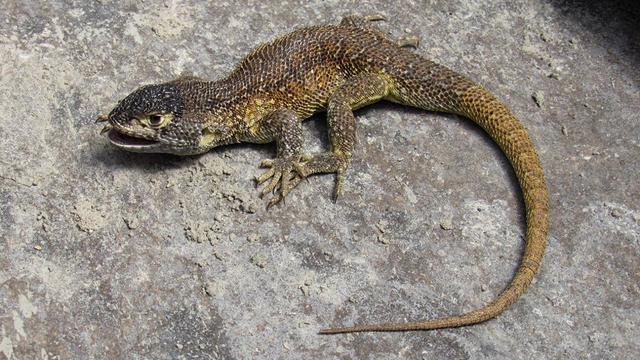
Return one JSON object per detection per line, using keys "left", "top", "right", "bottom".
{"left": 339, "top": 14, "right": 386, "bottom": 29}
{"left": 295, "top": 74, "right": 391, "bottom": 201}
{"left": 340, "top": 15, "right": 421, "bottom": 50}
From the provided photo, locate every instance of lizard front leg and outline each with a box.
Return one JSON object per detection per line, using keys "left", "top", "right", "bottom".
{"left": 297, "top": 74, "right": 391, "bottom": 200}
{"left": 252, "top": 108, "right": 306, "bottom": 207}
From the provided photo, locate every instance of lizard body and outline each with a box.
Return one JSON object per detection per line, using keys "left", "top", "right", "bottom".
{"left": 98, "top": 16, "right": 548, "bottom": 334}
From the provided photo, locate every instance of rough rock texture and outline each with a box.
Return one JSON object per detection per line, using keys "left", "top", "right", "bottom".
{"left": 1, "top": 1, "right": 638, "bottom": 359}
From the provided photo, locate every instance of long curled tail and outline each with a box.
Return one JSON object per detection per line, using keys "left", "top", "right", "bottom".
{"left": 320, "top": 65, "right": 549, "bottom": 334}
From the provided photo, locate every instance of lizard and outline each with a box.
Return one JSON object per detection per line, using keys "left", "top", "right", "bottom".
{"left": 96, "top": 15, "right": 549, "bottom": 334}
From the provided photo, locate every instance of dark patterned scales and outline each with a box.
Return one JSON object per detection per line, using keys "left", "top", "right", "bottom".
{"left": 98, "top": 16, "right": 548, "bottom": 334}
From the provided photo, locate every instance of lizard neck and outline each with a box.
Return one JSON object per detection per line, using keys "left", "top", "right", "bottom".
{"left": 203, "top": 77, "right": 280, "bottom": 128}
{"left": 182, "top": 78, "right": 272, "bottom": 147}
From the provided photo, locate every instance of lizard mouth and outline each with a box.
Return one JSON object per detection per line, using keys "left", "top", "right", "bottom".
{"left": 108, "top": 130, "right": 160, "bottom": 150}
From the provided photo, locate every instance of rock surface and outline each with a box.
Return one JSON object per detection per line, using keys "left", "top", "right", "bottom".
{"left": 1, "top": 1, "right": 638, "bottom": 359}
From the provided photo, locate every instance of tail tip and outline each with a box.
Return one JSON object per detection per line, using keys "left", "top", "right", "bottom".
{"left": 318, "top": 327, "right": 344, "bottom": 335}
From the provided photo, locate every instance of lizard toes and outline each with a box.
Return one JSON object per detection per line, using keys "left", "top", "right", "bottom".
{"left": 364, "top": 13, "right": 387, "bottom": 22}
{"left": 256, "top": 156, "right": 307, "bottom": 207}
{"left": 266, "top": 193, "right": 283, "bottom": 210}
{"left": 332, "top": 171, "right": 345, "bottom": 203}
{"left": 260, "top": 171, "right": 282, "bottom": 198}
{"left": 259, "top": 159, "right": 274, "bottom": 168}
{"left": 397, "top": 35, "right": 420, "bottom": 49}
{"left": 255, "top": 168, "right": 275, "bottom": 185}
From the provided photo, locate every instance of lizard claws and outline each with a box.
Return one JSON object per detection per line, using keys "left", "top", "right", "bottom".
{"left": 255, "top": 156, "right": 306, "bottom": 208}
{"left": 364, "top": 14, "right": 387, "bottom": 22}
{"left": 95, "top": 114, "right": 109, "bottom": 123}
{"left": 266, "top": 193, "right": 283, "bottom": 210}
{"left": 100, "top": 123, "right": 113, "bottom": 135}
{"left": 397, "top": 36, "right": 420, "bottom": 49}
{"left": 259, "top": 171, "right": 281, "bottom": 198}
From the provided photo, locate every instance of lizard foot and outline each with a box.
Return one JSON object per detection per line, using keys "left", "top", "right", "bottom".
{"left": 255, "top": 156, "right": 306, "bottom": 208}
{"left": 340, "top": 14, "right": 386, "bottom": 28}
{"left": 397, "top": 35, "right": 420, "bottom": 49}
{"left": 363, "top": 14, "right": 387, "bottom": 22}
{"left": 293, "top": 152, "right": 349, "bottom": 202}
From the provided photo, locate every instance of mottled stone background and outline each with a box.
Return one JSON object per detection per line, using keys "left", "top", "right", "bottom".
{"left": 1, "top": 1, "right": 638, "bottom": 359}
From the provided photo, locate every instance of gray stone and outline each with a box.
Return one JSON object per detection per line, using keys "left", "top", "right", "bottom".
{"left": 1, "top": 1, "right": 638, "bottom": 359}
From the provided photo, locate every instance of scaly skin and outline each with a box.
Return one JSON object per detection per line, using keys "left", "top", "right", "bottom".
{"left": 98, "top": 15, "right": 548, "bottom": 334}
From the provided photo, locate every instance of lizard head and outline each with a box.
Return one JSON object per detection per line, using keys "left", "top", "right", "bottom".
{"left": 98, "top": 81, "right": 233, "bottom": 155}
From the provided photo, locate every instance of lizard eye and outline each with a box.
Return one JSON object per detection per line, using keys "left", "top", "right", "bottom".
{"left": 148, "top": 114, "right": 163, "bottom": 126}
{"left": 143, "top": 113, "right": 172, "bottom": 128}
